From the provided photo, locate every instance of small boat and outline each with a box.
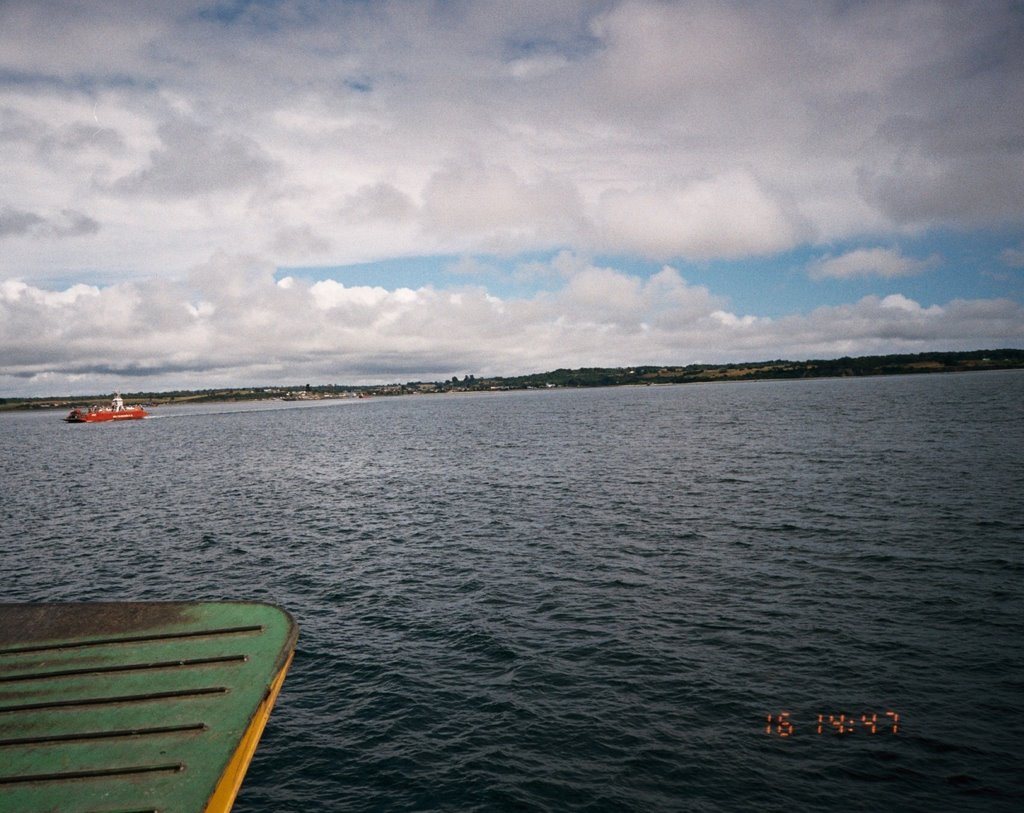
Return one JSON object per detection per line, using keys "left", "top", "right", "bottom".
{"left": 65, "top": 393, "right": 149, "bottom": 423}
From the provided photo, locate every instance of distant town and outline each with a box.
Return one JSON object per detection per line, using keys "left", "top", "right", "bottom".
{"left": 3, "top": 349, "right": 1022, "bottom": 411}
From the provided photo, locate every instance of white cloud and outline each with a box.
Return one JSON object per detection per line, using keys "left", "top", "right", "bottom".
{"left": 809, "top": 247, "right": 941, "bottom": 280}
{"left": 0, "top": 0, "right": 1015, "bottom": 278}
{"left": 507, "top": 55, "right": 570, "bottom": 81}
{"left": 879, "top": 293, "right": 942, "bottom": 314}
{"left": 597, "top": 171, "right": 801, "bottom": 259}
{"left": 340, "top": 183, "right": 417, "bottom": 224}
{"left": 1, "top": 279, "right": 100, "bottom": 306}
{"left": 110, "top": 116, "right": 276, "bottom": 197}
{"left": 3, "top": 253, "right": 1021, "bottom": 397}
{"left": 270, "top": 225, "right": 332, "bottom": 257}
{"left": 514, "top": 250, "right": 591, "bottom": 283}
{"left": 421, "top": 161, "right": 584, "bottom": 251}
{"left": 0, "top": 206, "right": 99, "bottom": 239}
{"left": 310, "top": 279, "right": 391, "bottom": 311}
{"left": 0, "top": 1, "right": 1022, "bottom": 392}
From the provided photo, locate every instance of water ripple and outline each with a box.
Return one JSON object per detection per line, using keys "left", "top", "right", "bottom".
{"left": 2, "top": 374, "right": 1023, "bottom": 810}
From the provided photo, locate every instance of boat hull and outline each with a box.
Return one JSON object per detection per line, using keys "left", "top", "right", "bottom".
{"left": 65, "top": 407, "right": 149, "bottom": 422}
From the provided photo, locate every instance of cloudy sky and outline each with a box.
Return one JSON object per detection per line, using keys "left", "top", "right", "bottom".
{"left": 2, "top": 0, "right": 1022, "bottom": 396}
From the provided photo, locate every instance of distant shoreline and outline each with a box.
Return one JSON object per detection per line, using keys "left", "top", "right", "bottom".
{"left": 2, "top": 348, "right": 1022, "bottom": 412}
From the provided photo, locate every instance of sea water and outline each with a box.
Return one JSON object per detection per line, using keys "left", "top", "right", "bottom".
{"left": 1, "top": 371, "right": 1022, "bottom": 811}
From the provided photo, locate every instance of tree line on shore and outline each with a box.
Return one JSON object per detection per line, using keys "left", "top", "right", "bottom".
{"left": 3, "top": 349, "right": 1022, "bottom": 410}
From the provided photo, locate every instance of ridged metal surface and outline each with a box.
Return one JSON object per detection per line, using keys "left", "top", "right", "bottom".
{"left": 0, "top": 602, "right": 297, "bottom": 812}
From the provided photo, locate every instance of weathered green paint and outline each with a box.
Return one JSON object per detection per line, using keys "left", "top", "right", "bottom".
{"left": 0, "top": 602, "right": 297, "bottom": 812}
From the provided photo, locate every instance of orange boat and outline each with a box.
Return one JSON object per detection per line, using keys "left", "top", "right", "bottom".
{"left": 65, "top": 393, "right": 149, "bottom": 423}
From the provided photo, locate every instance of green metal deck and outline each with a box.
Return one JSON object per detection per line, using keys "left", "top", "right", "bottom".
{"left": 0, "top": 602, "right": 297, "bottom": 812}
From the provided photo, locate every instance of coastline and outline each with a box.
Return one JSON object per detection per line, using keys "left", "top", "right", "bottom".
{"left": 3, "top": 348, "right": 1023, "bottom": 412}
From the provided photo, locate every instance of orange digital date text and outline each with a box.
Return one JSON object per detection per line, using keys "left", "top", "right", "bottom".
{"left": 765, "top": 711, "right": 899, "bottom": 736}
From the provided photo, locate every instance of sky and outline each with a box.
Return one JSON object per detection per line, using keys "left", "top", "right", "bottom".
{"left": 1, "top": 0, "right": 1023, "bottom": 397}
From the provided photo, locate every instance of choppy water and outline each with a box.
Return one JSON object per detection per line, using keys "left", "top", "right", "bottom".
{"left": 2, "top": 372, "right": 1023, "bottom": 811}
